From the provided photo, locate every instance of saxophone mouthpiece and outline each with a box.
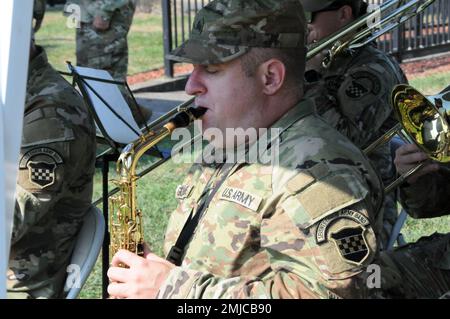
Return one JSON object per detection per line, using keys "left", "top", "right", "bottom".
{"left": 170, "top": 107, "right": 207, "bottom": 129}
{"left": 190, "top": 107, "right": 207, "bottom": 119}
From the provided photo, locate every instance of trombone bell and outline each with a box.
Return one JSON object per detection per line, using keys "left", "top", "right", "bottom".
{"left": 363, "top": 84, "right": 450, "bottom": 193}
{"left": 392, "top": 84, "right": 450, "bottom": 163}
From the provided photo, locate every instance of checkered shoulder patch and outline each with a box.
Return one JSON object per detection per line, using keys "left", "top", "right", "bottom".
{"left": 330, "top": 226, "right": 369, "bottom": 265}
{"left": 19, "top": 147, "right": 63, "bottom": 189}
{"left": 344, "top": 71, "right": 381, "bottom": 99}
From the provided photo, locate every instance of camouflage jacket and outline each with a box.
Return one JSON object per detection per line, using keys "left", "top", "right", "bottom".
{"left": 305, "top": 43, "right": 408, "bottom": 247}
{"left": 305, "top": 43, "right": 407, "bottom": 149}
{"left": 8, "top": 46, "right": 96, "bottom": 299}
{"left": 399, "top": 164, "right": 450, "bottom": 218}
{"left": 66, "top": 0, "right": 135, "bottom": 23}
{"left": 158, "top": 99, "right": 384, "bottom": 299}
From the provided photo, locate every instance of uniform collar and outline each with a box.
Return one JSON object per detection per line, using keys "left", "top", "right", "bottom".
{"left": 234, "top": 97, "right": 317, "bottom": 166}
{"left": 270, "top": 98, "right": 316, "bottom": 132}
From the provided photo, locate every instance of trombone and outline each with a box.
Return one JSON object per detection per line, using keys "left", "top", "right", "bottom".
{"left": 307, "top": 0, "right": 436, "bottom": 68}
{"left": 364, "top": 84, "right": 450, "bottom": 193}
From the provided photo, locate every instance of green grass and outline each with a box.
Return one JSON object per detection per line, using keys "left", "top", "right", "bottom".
{"left": 35, "top": 9, "right": 164, "bottom": 75}
{"left": 409, "top": 71, "right": 450, "bottom": 95}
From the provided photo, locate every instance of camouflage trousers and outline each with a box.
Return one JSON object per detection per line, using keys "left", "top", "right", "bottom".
{"left": 7, "top": 211, "right": 87, "bottom": 299}
{"left": 373, "top": 233, "right": 450, "bottom": 298}
{"left": 76, "top": 19, "right": 133, "bottom": 81}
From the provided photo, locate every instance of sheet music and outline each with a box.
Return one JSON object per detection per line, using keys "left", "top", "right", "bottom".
{"left": 73, "top": 66, "right": 140, "bottom": 144}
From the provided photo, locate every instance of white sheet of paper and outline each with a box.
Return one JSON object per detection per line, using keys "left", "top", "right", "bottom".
{"left": 0, "top": 0, "right": 33, "bottom": 298}
{"left": 73, "top": 66, "right": 140, "bottom": 144}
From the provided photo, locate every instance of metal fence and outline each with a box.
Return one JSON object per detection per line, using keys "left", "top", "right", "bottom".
{"left": 162, "top": 0, "right": 450, "bottom": 77}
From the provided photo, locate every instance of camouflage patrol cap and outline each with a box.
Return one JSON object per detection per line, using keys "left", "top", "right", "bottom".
{"left": 166, "top": 0, "right": 306, "bottom": 65}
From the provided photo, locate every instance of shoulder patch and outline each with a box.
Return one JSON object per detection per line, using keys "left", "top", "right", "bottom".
{"left": 330, "top": 226, "right": 370, "bottom": 265}
{"left": 19, "top": 147, "right": 63, "bottom": 189}
{"left": 344, "top": 71, "right": 381, "bottom": 99}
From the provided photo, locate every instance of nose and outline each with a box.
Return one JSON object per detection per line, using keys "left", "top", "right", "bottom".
{"left": 185, "top": 66, "right": 206, "bottom": 96}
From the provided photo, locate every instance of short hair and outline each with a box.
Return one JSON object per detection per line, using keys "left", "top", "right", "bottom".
{"left": 240, "top": 47, "right": 306, "bottom": 88}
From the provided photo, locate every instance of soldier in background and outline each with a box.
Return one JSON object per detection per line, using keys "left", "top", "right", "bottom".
{"left": 65, "top": 0, "right": 153, "bottom": 126}
{"left": 7, "top": 38, "right": 96, "bottom": 299}
{"left": 33, "top": 0, "right": 47, "bottom": 32}
{"left": 300, "top": 0, "right": 408, "bottom": 249}
{"left": 65, "top": 0, "right": 136, "bottom": 81}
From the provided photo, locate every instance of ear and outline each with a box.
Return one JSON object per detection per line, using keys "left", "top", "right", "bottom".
{"left": 338, "top": 5, "right": 354, "bottom": 25}
{"left": 259, "top": 59, "right": 286, "bottom": 96}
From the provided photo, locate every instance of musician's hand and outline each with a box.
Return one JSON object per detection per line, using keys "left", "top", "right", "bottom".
{"left": 92, "top": 16, "right": 110, "bottom": 31}
{"left": 394, "top": 144, "right": 439, "bottom": 184}
{"left": 107, "top": 245, "right": 175, "bottom": 299}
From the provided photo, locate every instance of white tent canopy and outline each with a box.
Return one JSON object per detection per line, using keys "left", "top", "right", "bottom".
{"left": 0, "top": 1, "right": 33, "bottom": 298}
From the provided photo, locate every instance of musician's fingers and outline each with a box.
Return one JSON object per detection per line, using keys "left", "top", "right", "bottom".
{"left": 395, "top": 150, "right": 428, "bottom": 165}
{"left": 107, "top": 281, "right": 129, "bottom": 299}
{"left": 395, "top": 143, "right": 421, "bottom": 156}
{"left": 111, "top": 249, "right": 144, "bottom": 268}
{"left": 107, "top": 266, "right": 129, "bottom": 283}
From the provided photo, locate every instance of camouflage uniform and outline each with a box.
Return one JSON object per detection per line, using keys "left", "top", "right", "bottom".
{"left": 304, "top": 41, "right": 408, "bottom": 249}
{"left": 66, "top": 0, "right": 136, "bottom": 80}
{"left": 160, "top": 0, "right": 384, "bottom": 299}
{"left": 7, "top": 46, "right": 96, "bottom": 299}
{"left": 158, "top": 0, "right": 450, "bottom": 300}
{"left": 33, "top": 0, "right": 46, "bottom": 32}
{"left": 160, "top": 98, "right": 384, "bottom": 299}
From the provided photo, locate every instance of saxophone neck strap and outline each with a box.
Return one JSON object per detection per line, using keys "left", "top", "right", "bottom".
{"left": 167, "top": 162, "right": 236, "bottom": 266}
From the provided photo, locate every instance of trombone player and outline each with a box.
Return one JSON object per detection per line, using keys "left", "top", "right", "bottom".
{"left": 300, "top": 0, "right": 408, "bottom": 248}
{"left": 395, "top": 143, "right": 449, "bottom": 218}
{"left": 392, "top": 83, "right": 450, "bottom": 218}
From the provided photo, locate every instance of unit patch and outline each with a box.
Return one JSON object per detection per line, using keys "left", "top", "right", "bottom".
{"left": 345, "top": 71, "right": 381, "bottom": 99}
{"left": 331, "top": 226, "right": 369, "bottom": 265}
{"left": 19, "top": 147, "right": 63, "bottom": 189}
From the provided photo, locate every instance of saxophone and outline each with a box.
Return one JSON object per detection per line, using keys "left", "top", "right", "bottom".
{"left": 108, "top": 99, "right": 206, "bottom": 261}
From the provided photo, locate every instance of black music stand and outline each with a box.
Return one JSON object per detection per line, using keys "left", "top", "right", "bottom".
{"left": 65, "top": 62, "right": 167, "bottom": 299}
